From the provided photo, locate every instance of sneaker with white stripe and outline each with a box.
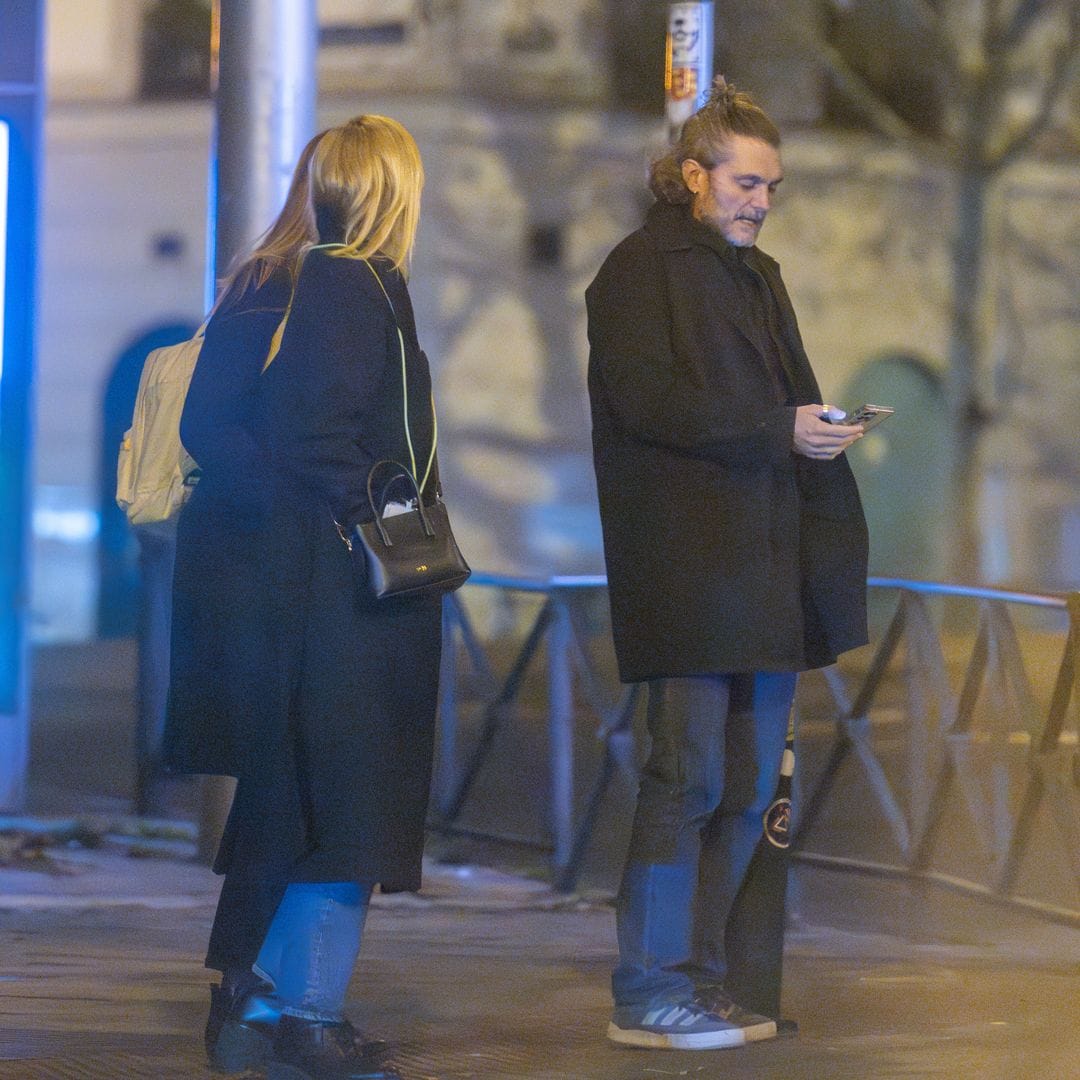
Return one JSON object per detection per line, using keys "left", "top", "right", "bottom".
{"left": 694, "top": 987, "right": 778, "bottom": 1042}
{"left": 607, "top": 1002, "right": 746, "bottom": 1050}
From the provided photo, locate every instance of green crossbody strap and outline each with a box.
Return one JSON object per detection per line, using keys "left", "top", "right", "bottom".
{"left": 361, "top": 259, "right": 437, "bottom": 494}
{"left": 261, "top": 242, "right": 346, "bottom": 372}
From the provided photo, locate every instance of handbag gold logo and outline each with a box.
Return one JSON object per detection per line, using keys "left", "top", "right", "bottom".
{"left": 416, "top": 564, "right": 429, "bottom": 573}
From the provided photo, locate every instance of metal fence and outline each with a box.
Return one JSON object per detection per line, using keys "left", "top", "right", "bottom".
{"left": 794, "top": 578, "right": 1080, "bottom": 927}
{"left": 433, "top": 575, "right": 1080, "bottom": 923}
{"left": 432, "top": 573, "right": 636, "bottom": 891}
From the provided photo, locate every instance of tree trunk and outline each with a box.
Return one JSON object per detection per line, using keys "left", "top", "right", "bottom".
{"left": 945, "top": 165, "right": 990, "bottom": 585}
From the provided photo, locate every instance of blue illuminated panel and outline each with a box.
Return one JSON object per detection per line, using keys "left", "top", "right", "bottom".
{"left": 0, "top": 120, "right": 6, "bottom": 392}
{"left": 0, "top": 105, "right": 33, "bottom": 716}
{"left": 0, "top": 116, "right": 16, "bottom": 713}
{"left": 0, "top": 0, "right": 43, "bottom": 807}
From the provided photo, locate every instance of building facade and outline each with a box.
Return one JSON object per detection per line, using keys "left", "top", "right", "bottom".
{"left": 33, "top": 0, "right": 1080, "bottom": 640}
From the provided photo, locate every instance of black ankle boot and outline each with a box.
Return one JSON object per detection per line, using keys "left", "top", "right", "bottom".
{"left": 266, "top": 1014, "right": 400, "bottom": 1080}
{"left": 205, "top": 975, "right": 279, "bottom": 1072}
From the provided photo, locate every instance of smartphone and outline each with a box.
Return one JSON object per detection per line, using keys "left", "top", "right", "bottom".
{"left": 832, "top": 403, "right": 895, "bottom": 432}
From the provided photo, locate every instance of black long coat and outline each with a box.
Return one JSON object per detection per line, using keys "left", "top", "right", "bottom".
{"left": 165, "top": 250, "right": 441, "bottom": 892}
{"left": 586, "top": 201, "right": 868, "bottom": 682}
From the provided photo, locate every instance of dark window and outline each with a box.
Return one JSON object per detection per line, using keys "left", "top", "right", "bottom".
{"left": 140, "top": 0, "right": 212, "bottom": 101}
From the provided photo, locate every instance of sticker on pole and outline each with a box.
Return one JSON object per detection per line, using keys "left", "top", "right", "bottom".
{"left": 763, "top": 796, "right": 792, "bottom": 849}
{"left": 665, "top": 2, "right": 714, "bottom": 135}
{"left": 668, "top": 67, "right": 698, "bottom": 102}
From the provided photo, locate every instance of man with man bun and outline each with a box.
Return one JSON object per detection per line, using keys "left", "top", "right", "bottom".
{"left": 586, "top": 77, "right": 869, "bottom": 1051}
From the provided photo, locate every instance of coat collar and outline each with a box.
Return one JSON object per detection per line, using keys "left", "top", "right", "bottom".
{"left": 643, "top": 200, "right": 815, "bottom": 399}
{"left": 643, "top": 200, "right": 779, "bottom": 275}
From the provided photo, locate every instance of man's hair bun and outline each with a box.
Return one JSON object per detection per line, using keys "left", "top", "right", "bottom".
{"left": 706, "top": 75, "right": 739, "bottom": 111}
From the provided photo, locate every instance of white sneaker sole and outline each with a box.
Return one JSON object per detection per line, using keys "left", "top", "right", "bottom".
{"left": 607, "top": 1021, "right": 747, "bottom": 1050}
{"left": 740, "top": 1018, "right": 778, "bottom": 1042}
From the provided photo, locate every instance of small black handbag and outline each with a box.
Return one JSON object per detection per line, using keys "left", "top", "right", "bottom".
{"left": 351, "top": 461, "right": 470, "bottom": 599}
{"left": 340, "top": 260, "right": 470, "bottom": 601}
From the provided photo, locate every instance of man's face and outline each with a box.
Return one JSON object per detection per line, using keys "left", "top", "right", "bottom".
{"left": 681, "top": 136, "right": 783, "bottom": 247}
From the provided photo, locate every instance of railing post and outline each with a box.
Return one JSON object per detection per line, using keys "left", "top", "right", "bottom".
{"left": 435, "top": 594, "right": 461, "bottom": 819}
{"left": 547, "top": 592, "right": 575, "bottom": 883}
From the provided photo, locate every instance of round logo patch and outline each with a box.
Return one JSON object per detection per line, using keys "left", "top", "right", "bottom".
{"left": 763, "top": 796, "right": 791, "bottom": 849}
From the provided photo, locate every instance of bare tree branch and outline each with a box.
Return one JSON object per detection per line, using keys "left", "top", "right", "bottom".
{"left": 898, "top": 0, "right": 962, "bottom": 89}
{"left": 890, "top": 0, "right": 948, "bottom": 45}
{"left": 996, "top": 0, "right": 1056, "bottom": 51}
{"left": 909, "top": 0, "right": 941, "bottom": 27}
{"left": 991, "top": 4, "right": 1080, "bottom": 167}
{"left": 815, "top": 46, "right": 922, "bottom": 142}
{"left": 808, "top": 0, "right": 1078, "bottom": 170}
{"left": 798, "top": 7, "right": 959, "bottom": 161}
{"left": 1066, "top": 110, "right": 1080, "bottom": 148}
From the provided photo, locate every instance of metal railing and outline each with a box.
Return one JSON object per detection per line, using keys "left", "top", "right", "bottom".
{"left": 433, "top": 575, "right": 1080, "bottom": 923}
{"left": 433, "top": 573, "right": 636, "bottom": 891}
{"left": 793, "top": 577, "right": 1080, "bottom": 927}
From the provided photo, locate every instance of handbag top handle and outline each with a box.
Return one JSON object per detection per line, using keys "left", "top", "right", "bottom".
{"left": 361, "top": 259, "right": 437, "bottom": 495}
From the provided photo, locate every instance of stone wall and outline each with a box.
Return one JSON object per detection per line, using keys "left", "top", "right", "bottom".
{"left": 318, "top": 98, "right": 1080, "bottom": 589}
{"left": 32, "top": 95, "right": 1079, "bottom": 638}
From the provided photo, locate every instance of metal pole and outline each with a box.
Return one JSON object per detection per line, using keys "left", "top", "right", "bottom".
{"left": 197, "top": 0, "right": 317, "bottom": 863}
{"left": 664, "top": 1, "right": 714, "bottom": 144}
{"left": 211, "top": 0, "right": 318, "bottom": 282}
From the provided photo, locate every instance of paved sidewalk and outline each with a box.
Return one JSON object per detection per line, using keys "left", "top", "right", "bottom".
{"left": 1, "top": 831, "right": 1078, "bottom": 1080}
{"left": 5, "top": 639, "right": 1078, "bottom": 1078}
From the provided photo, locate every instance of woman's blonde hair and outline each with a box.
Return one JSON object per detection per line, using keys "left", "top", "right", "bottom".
{"left": 308, "top": 114, "right": 424, "bottom": 274}
{"left": 214, "top": 128, "right": 325, "bottom": 309}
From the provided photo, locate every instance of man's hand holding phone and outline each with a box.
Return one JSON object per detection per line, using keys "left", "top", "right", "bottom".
{"left": 793, "top": 404, "right": 863, "bottom": 460}
{"left": 794, "top": 402, "right": 895, "bottom": 460}
{"left": 827, "top": 403, "right": 895, "bottom": 432}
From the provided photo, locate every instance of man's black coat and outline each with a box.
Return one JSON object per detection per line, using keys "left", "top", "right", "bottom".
{"left": 586, "top": 200, "right": 868, "bottom": 682}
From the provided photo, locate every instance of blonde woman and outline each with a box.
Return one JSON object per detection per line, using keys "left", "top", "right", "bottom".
{"left": 167, "top": 116, "right": 439, "bottom": 1080}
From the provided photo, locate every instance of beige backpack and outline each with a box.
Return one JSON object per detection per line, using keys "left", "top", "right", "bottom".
{"left": 115, "top": 326, "right": 205, "bottom": 527}
{"left": 117, "top": 254, "right": 325, "bottom": 527}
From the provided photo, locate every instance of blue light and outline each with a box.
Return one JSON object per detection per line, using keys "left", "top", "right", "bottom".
{"left": 0, "top": 107, "right": 34, "bottom": 717}
{"left": 0, "top": 116, "right": 13, "bottom": 715}
{"left": 0, "top": 119, "right": 7, "bottom": 393}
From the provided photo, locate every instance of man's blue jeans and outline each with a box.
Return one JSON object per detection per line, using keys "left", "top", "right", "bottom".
{"left": 612, "top": 672, "right": 797, "bottom": 1008}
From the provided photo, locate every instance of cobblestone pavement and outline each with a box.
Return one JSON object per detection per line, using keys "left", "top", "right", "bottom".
{"left": 0, "top": 848, "right": 1078, "bottom": 1080}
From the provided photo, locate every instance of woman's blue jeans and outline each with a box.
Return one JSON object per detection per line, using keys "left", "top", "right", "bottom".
{"left": 612, "top": 672, "right": 797, "bottom": 1008}
{"left": 253, "top": 881, "right": 372, "bottom": 1021}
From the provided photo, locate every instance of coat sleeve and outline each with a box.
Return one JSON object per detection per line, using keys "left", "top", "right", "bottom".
{"left": 586, "top": 236, "right": 795, "bottom": 468}
{"left": 179, "top": 271, "right": 291, "bottom": 502}
{"left": 261, "top": 252, "right": 399, "bottom": 524}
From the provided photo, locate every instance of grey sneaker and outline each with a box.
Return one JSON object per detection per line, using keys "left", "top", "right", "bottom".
{"left": 608, "top": 1002, "right": 746, "bottom": 1050}
{"left": 694, "top": 988, "right": 777, "bottom": 1042}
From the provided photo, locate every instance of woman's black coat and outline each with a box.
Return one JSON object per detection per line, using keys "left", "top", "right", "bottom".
{"left": 165, "top": 250, "right": 440, "bottom": 892}
{"left": 586, "top": 201, "right": 869, "bottom": 682}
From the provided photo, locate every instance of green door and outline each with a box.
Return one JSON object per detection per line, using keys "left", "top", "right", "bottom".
{"left": 841, "top": 354, "right": 951, "bottom": 582}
